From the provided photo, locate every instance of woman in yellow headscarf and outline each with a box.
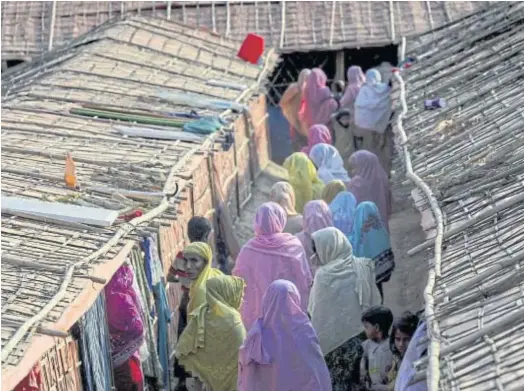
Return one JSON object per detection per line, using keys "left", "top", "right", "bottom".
{"left": 176, "top": 275, "right": 246, "bottom": 391}
{"left": 283, "top": 152, "right": 324, "bottom": 213}
{"left": 183, "top": 242, "right": 223, "bottom": 314}
{"left": 322, "top": 179, "right": 346, "bottom": 205}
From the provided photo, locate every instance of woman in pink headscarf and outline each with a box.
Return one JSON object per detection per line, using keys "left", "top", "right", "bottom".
{"left": 340, "top": 65, "right": 366, "bottom": 111}
{"left": 280, "top": 68, "right": 311, "bottom": 151}
{"left": 238, "top": 280, "right": 332, "bottom": 391}
{"left": 347, "top": 150, "right": 392, "bottom": 232}
{"left": 232, "top": 202, "right": 312, "bottom": 330}
{"left": 299, "top": 68, "right": 338, "bottom": 129}
{"left": 301, "top": 124, "right": 333, "bottom": 155}
{"left": 295, "top": 200, "right": 334, "bottom": 272}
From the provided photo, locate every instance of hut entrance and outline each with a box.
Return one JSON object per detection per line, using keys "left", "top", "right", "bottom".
{"left": 266, "top": 44, "right": 398, "bottom": 164}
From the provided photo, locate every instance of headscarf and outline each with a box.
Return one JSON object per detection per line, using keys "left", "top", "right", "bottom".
{"left": 268, "top": 181, "right": 298, "bottom": 216}
{"left": 329, "top": 191, "right": 357, "bottom": 239}
{"left": 296, "top": 200, "right": 334, "bottom": 263}
{"left": 283, "top": 152, "right": 325, "bottom": 213}
{"left": 340, "top": 65, "right": 366, "bottom": 109}
{"left": 301, "top": 124, "right": 333, "bottom": 155}
{"left": 299, "top": 68, "right": 338, "bottom": 128}
{"left": 187, "top": 216, "right": 213, "bottom": 243}
{"left": 354, "top": 68, "right": 392, "bottom": 134}
{"left": 347, "top": 150, "right": 391, "bottom": 231}
{"left": 280, "top": 69, "right": 311, "bottom": 137}
{"left": 186, "top": 242, "right": 224, "bottom": 314}
{"left": 238, "top": 280, "right": 332, "bottom": 391}
{"left": 232, "top": 202, "right": 312, "bottom": 330}
{"left": 177, "top": 275, "right": 246, "bottom": 391}
{"left": 321, "top": 179, "right": 346, "bottom": 204}
{"left": 105, "top": 264, "right": 145, "bottom": 367}
{"left": 350, "top": 201, "right": 391, "bottom": 259}
{"left": 309, "top": 227, "right": 381, "bottom": 355}
{"left": 309, "top": 143, "right": 351, "bottom": 184}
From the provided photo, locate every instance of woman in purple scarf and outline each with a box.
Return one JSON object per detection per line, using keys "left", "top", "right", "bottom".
{"left": 299, "top": 68, "right": 338, "bottom": 129}
{"left": 238, "top": 280, "right": 332, "bottom": 391}
{"left": 232, "top": 202, "right": 312, "bottom": 331}
{"left": 105, "top": 263, "right": 145, "bottom": 391}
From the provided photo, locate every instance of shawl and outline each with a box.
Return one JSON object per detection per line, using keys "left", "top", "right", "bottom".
{"left": 347, "top": 150, "right": 392, "bottom": 231}
{"left": 329, "top": 191, "right": 357, "bottom": 239}
{"left": 309, "top": 227, "right": 381, "bottom": 355}
{"left": 232, "top": 202, "right": 312, "bottom": 330}
{"left": 105, "top": 264, "right": 145, "bottom": 367}
{"left": 395, "top": 322, "right": 428, "bottom": 391}
{"left": 350, "top": 201, "right": 391, "bottom": 259}
{"left": 299, "top": 68, "right": 338, "bottom": 128}
{"left": 340, "top": 65, "right": 365, "bottom": 109}
{"left": 269, "top": 181, "right": 303, "bottom": 235}
{"left": 186, "top": 242, "right": 224, "bottom": 314}
{"left": 309, "top": 143, "right": 351, "bottom": 185}
{"left": 321, "top": 179, "right": 346, "bottom": 204}
{"left": 301, "top": 124, "right": 333, "bottom": 155}
{"left": 280, "top": 69, "right": 311, "bottom": 137}
{"left": 354, "top": 68, "right": 392, "bottom": 134}
{"left": 296, "top": 200, "right": 334, "bottom": 263}
{"left": 238, "top": 280, "right": 332, "bottom": 391}
{"left": 177, "top": 276, "right": 246, "bottom": 391}
{"left": 283, "top": 152, "right": 325, "bottom": 213}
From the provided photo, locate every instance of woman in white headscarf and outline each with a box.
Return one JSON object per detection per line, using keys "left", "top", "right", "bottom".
{"left": 309, "top": 227, "right": 381, "bottom": 390}
{"left": 354, "top": 68, "right": 394, "bottom": 175}
{"left": 308, "top": 143, "right": 351, "bottom": 186}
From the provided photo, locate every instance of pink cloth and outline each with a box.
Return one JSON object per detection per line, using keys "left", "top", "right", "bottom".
{"left": 340, "top": 66, "right": 365, "bottom": 108}
{"left": 296, "top": 200, "right": 334, "bottom": 265}
{"left": 347, "top": 150, "right": 392, "bottom": 232}
{"left": 238, "top": 280, "right": 332, "bottom": 391}
{"left": 301, "top": 124, "right": 333, "bottom": 155}
{"left": 299, "top": 68, "right": 338, "bottom": 128}
{"left": 105, "top": 264, "right": 145, "bottom": 367}
{"left": 233, "top": 202, "right": 312, "bottom": 330}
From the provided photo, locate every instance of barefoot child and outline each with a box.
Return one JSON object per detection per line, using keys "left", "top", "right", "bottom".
{"left": 360, "top": 306, "right": 394, "bottom": 390}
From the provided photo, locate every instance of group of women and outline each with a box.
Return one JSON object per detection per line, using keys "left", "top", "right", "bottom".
{"left": 171, "top": 65, "right": 422, "bottom": 391}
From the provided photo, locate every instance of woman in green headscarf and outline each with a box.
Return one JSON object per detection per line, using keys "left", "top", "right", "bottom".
{"left": 176, "top": 275, "right": 246, "bottom": 391}
{"left": 283, "top": 152, "right": 324, "bottom": 213}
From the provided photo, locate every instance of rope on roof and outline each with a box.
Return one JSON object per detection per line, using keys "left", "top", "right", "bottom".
{"left": 280, "top": 0, "right": 286, "bottom": 49}
{"left": 389, "top": 0, "right": 396, "bottom": 42}
{"left": 48, "top": 1, "right": 57, "bottom": 51}
{"left": 393, "top": 36, "right": 443, "bottom": 391}
{"left": 329, "top": 0, "right": 336, "bottom": 47}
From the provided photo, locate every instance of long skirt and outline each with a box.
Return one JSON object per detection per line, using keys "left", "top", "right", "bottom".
{"left": 324, "top": 333, "right": 367, "bottom": 391}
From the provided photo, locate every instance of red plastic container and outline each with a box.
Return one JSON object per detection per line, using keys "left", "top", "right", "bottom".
{"left": 237, "top": 33, "right": 265, "bottom": 64}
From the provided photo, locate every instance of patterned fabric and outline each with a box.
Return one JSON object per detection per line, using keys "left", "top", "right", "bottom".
{"left": 374, "top": 249, "right": 395, "bottom": 283}
{"left": 324, "top": 333, "right": 366, "bottom": 391}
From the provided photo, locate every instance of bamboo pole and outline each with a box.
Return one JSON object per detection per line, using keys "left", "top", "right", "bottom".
{"left": 3, "top": 316, "right": 69, "bottom": 338}
{"left": 408, "top": 192, "right": 524, "bottom": 256}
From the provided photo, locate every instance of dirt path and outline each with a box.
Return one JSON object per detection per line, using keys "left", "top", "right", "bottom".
{"left": 233, "top": 162, "right": 428, "bottom": 317}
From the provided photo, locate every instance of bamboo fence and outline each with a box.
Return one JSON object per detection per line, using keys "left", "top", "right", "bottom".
{"left": 391, "top": 3, "right": 524, "bottom": 390}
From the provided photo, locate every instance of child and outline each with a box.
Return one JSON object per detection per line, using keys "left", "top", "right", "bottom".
{"left": 360, "top": 306, "right": 394, "bottom": 391}
{"left": 387, "top": 312, "right": 420, "bottom": 390}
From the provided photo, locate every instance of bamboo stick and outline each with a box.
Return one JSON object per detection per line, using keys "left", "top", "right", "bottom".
{"left": 408, "top": 192, "right": 524, "bottom": 256}
{"left": 3, "top": 316, "right": 68, "bottom": 338}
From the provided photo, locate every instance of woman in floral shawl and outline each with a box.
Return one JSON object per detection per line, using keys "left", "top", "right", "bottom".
{"left": 176, "top": 275, "right": 246, "bottom": 391}
{"left": 350, "top": 201, "right": 395, "bottom": 302}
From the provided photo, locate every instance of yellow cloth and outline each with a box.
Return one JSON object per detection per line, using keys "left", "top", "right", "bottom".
{"left": 283, "top": 152, "right": 324, "bottom": 213}
{"left": 269, "top": 181, "right": 298, "bottom": 216}
{"left": 322, "top": 180, "right": 346, "bottom": 204}
{"left": 177, "top": 275, "right": 246, "bottom": 391}
{"left": 185, "top": 242, "right": 223, "bottom": 313}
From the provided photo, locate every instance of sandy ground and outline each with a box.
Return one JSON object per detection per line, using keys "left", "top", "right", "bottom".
{"left": 232, "top": 163, "right": 428, "bottom": 317}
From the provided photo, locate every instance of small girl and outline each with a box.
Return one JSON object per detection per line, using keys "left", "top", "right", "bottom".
{"left": 387, "top": 312, "right": 420, "bottom": 390}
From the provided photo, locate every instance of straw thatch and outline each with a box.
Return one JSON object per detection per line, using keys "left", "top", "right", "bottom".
{"left": 1, "top": 1, "right": 490, "bottom": 61}
{"left": 1, "top": 15, "right": 277, "bottom": 388}
{"left": 392, "top": 2, "right": 524, "bottom": 390}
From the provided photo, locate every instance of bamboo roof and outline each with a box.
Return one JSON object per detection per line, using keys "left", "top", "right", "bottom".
{"left": 0, "top": 16, "right": 277, "bottom": 389}
{"left": 1, "top": 1, "right": 490, "bottom": 60}
{"left": 392, "top": 2, "right": 524, "bottom": 390}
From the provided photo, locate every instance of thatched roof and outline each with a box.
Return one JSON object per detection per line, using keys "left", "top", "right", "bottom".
{"left": 1, "top": 1, "right": 490, "bottom": 60}
{"left": 391, "top": 2, "right": 524, "bottom": 390}
{"left": 1, "top": 16, "right": 277, "bottom": 389}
